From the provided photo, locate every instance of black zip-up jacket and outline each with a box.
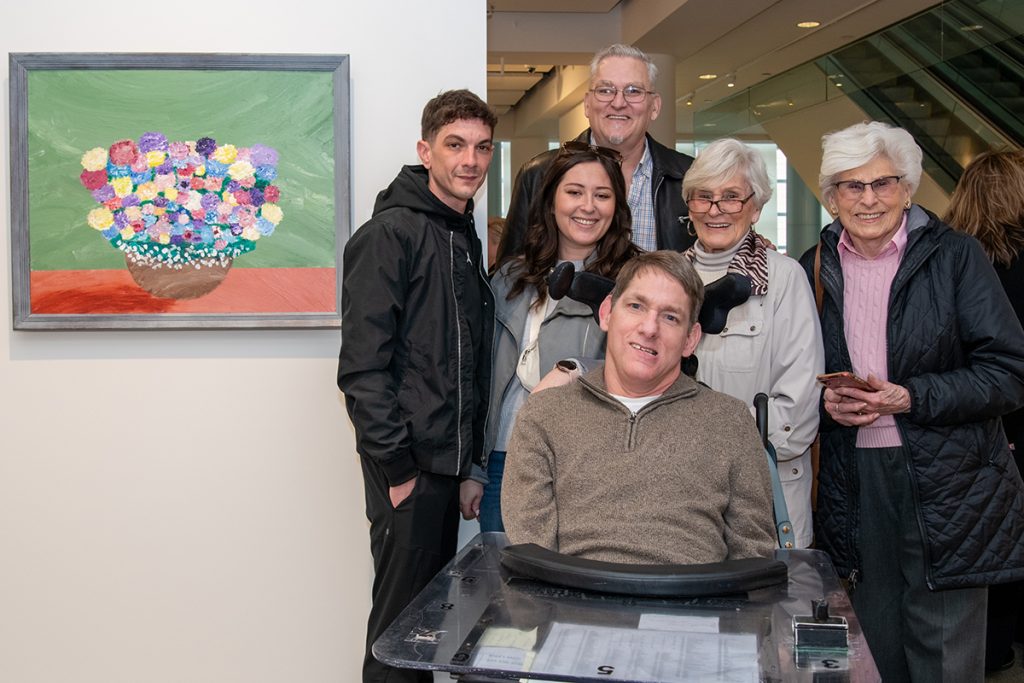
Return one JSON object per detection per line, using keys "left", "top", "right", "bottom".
{"left": 800, "top": 206, "right": 1024, "bottom": 589}
{"left": 338, "top": 165, "right": 494, "bottom": 486}
{"left": 496, "top": 130, "right": 695, "bottom": 263}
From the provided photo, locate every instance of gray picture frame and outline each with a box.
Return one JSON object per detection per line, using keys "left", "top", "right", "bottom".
{"left": 9, "top": 52, "right": 350, "bottom": 330}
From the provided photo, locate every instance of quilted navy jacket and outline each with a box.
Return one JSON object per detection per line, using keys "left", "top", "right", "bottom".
{"left": 801, "top": 205, "right": 1024, "bottom": 589}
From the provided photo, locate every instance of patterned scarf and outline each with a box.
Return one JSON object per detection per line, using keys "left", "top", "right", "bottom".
{"left": 683, "top": 229, "right": 769, "bottom": 296}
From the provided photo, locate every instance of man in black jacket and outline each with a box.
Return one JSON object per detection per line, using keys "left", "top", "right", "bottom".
{"left": 338, "top": 90, "right": 497, "bottom": 683}
{"left": 496, "top": 44, "right": 695, "bottom": 263}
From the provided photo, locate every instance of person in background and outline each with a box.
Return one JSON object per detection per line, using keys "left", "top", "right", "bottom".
{"left": 801, "top": 121, "right": 1024, "bottom": 683}
{"left": 944, "top": 148, "right": 1024, "bottom": 674}
{"left": 480, "top": 141, "right": 640, "bottom": 533}
{"left": 681, "top": 138, "right": 823, "bottom": 548}
{"left": 337, "top": 90, "right": 496, "bottom": 683}
{"left": 487, "top": 216, "right": 505, "bottom": 272}
{"left": 497, "top": 43, "right": 694, "bottom": 262}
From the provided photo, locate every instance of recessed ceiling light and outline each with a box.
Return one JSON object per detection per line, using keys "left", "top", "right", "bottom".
{"left": 698, "top": 73, "right": 718, "bottom": 80}
{"left": 797, "top": 21, "right": 820, "bottom": 29}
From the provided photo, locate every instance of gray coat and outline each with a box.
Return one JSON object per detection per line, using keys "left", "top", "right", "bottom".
{"left": 484, "top": 261, "right": 606, "bottom": 460}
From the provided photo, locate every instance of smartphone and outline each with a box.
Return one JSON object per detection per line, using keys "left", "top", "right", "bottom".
{"left": 817, "top": 371, "right": 874, "bottom": 391}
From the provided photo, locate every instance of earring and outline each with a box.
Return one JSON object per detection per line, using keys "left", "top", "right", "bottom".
{"left": 904, "top": 199, "right": 911, "bottom": 210}
{"left": 685, "top": 219, "right": 696, "bottom": 237}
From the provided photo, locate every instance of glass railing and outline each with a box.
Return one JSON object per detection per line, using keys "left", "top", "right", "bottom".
{"left": 692, "top": 0, "right": 1022, "bottom": 190}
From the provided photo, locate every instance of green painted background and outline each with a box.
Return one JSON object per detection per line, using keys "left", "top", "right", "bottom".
{"left": 27, "top": 69, "right": 336, "bottom": 270}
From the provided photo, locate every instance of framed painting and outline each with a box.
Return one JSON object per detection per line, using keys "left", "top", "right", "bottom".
{"left": 9, "top": 53, "right": 350, "bottom": 330}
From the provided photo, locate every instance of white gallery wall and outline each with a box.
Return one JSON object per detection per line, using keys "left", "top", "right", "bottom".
{"left": 0, "top": 2, "right": 487, "bottom": 681}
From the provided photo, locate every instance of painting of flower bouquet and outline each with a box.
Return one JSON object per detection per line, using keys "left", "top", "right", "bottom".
{"left": 80, "top": 132, "right": 284, "bottom": 300}
{"left": 10, "top": 53, "right": 350, "bottom": 330}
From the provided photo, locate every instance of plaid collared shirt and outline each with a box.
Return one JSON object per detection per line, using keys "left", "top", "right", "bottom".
{"left": 627, "top": 142, "right": 656, "bottom": 251}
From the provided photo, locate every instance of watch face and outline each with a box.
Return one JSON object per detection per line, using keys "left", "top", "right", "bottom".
{"left": 557, "top": 360, "right": 578, "bottom": 372}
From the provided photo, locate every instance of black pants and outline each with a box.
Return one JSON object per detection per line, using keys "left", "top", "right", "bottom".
{"left": 852, "top": 447, "right": 986, "bottom": 683}
{"left": 361, "top": 457, "right": 460, "bottom": 683}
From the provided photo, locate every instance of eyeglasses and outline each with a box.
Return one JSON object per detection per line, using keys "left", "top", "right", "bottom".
{"left": 588, "top": 85, "right": 654, "bottom": 103}
{"left": 833, "top": 175, "right": 904, "bottom": 200}
{"left": 560, "top": 140, "right": 623, "bottom": 163}
{"left": 686, "top": 192, "right": 756, "bottom": 214}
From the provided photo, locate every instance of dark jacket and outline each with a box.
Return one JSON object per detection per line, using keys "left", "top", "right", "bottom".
{"left": 800, "top": 205, "right": 1024, "bottom": 589}
{"left": 995, "top": 250, "right": 1024, "bottom": 449}
{"left": 497, "top": 130, "right": 695, "bottom": 263}
{"left": 338, "top": 165, "right": 494, "bottom": 486}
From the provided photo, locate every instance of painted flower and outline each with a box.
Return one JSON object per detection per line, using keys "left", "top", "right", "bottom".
{"left": 168, "top": 141, "right": 189, "bottom": 160}
{"left": 138, "top": 132, "right": 168, "bottom": 153}
{"left": 92, "top": 185, "right": 115, "bottom": 202}
{"left": 81, "top": 147, "right": 109, "bottom": 172}
{"left": 154, "top": 174, "right": 176, "bottom": 191}
{"left": 87, "top": 207, "right": 115, "bottom": 230}
{"left": 260, "top": 203, "right": 283, "bottom": 225}
{"left": 108, "top": 139, "right": 139, "bottom": 166}
{"left": 255, "top": 165, "right": 278, "bottom": 183}
{"left": 250, "top": 144, "right": 278, "bottom": 166}
{"left": 146, "top": 150, "right": 167, "bottom": 168}
{"left": 211, "top": 144, "right": 237, "bottom": 164}
{"left": 195, "top": 137, "right": 217, "bottom": 157}
{"left": 228, "top": 160, "right": 255, "bottom": 180}
{"left": 80, "top": 169, "right": 108, "bottom": 190}
{"left": 110, "top": 176, "right": 134, "bottom": 198}
{"left": 257, "top": 217, "right": 275, "bottom": 236}
{"left": 136, "top": 182, "right": 158, "bottom": 201}
{"left": 263, "top": 185, "right": 280, "bottom": 203}
{"left": 205, "top": 159, "right": 229, "bottom": 177}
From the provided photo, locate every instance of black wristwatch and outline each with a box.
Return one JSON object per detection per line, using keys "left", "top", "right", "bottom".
{"left": 555, "top": 359, "right": 579, "bottom": 376}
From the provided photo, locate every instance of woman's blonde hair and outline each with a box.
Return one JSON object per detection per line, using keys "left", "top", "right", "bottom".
{"left": 944, "top": 149, "right": 1024, "bottom": 267}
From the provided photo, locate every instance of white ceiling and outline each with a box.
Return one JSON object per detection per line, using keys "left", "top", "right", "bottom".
{"left": 487, "top": 0, "right": 941, "bottom": 137}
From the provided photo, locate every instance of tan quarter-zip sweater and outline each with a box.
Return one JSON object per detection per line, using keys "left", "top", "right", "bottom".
{"left": 503, "top": 368, "right": 776, "bottom": 565}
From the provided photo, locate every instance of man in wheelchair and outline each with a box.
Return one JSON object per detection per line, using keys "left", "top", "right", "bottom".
{"left": 502, "top": 251, "right": 777, "bottom": 565}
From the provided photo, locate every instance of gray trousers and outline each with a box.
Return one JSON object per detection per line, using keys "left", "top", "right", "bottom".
{"left": 852, "top": 446, "right": 986, "bottom": 683}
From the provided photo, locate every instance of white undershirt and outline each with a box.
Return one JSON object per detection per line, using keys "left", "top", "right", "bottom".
{"left": 611, "top": 393, "right": 662, "bottom": 414}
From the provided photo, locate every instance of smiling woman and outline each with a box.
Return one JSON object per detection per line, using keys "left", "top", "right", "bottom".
{"left": 803, "top": 120, "right": 1024, "bottom": 683}
{"left": 480, "top": 142, "right": 640, "bottom": 533}
{"left": 681, "top": 138, "right": 823, "bottom": 551}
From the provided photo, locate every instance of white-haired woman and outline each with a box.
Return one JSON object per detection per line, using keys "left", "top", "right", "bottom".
{"left": 801, "top": 121, "right": 1024, "bottom": 683}
{"left": 681, "top": 138, "right": 823, "bottom": 549}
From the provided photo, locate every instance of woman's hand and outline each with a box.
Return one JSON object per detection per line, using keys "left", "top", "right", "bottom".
{"left": 532, "top": 361, "right": 580, "bottom": 394}
{"left": 823, "top": 374, "right": 911, "bottom": 427}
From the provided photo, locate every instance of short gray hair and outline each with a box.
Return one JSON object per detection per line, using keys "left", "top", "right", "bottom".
{"left": 590, "top": 44, "right": 658, "bottom": 86}
{"left": 611, "top": 251, "right": 704, "bottom": 326}
{"left": 682, "top": 138, "right": 773, "bottom": 209}
{"left": 818, "top": 121, "right": 922, "bottom": 206}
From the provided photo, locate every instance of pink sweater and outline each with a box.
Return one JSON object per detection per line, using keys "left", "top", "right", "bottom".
{"left": 838, "top": 217, "right": 908, "bottom": 448}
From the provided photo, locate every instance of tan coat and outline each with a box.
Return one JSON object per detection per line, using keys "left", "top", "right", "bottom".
{"left": 502, "top": 368, "right": 776, "bottom": 565}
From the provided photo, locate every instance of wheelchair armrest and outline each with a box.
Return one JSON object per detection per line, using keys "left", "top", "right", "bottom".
{"left": 500, "top": 543, "right": 787, "bottom": 597}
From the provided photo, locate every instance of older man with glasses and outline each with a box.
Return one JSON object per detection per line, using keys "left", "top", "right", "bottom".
{"left": 496, "top": 44, "right": 695, "bottom": 264}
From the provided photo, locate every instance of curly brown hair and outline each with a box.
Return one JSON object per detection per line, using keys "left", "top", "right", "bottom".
{"left": 505, "top": 146, "right": 640, "bottom": 304}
